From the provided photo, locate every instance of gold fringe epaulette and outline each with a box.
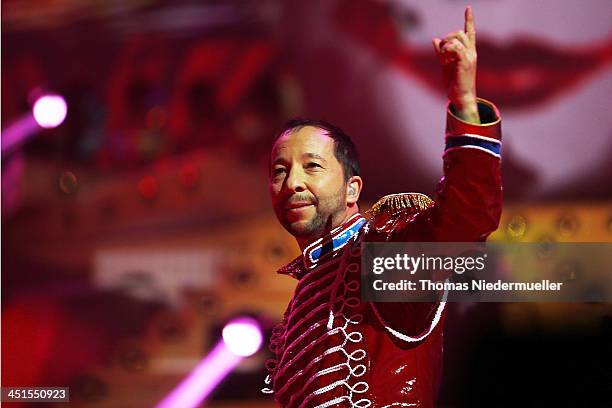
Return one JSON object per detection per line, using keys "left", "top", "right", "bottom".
{"left": 365, "top": 192, "right": 434, "bottom": 219}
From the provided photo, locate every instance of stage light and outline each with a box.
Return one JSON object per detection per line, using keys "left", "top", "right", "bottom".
{"left": 137, "top": 176, "right": 158, "bottom": 200}
{"left": 155, "top": 317, "right": 262, "bottom": 408}
{"left": 33, "top": 94, "right": 67, "bottom": 129}
{"left": 2, "top": 92, "right": 68, "bottom": 158}
{"left": 222, "top": 317, "right": 263, "bottom": 357}
{"left": 155, "top": 342, "right": 239, "bottom": 408}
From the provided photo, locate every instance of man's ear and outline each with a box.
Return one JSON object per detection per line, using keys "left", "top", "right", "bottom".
{"left": 346, "top": 176, "right": 363, "bottom": 205}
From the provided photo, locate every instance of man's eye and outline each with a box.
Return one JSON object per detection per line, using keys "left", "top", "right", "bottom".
{"left": 305, "top": 162, "right": 322, "bottom": 169}
{"left": 273, "top": 168, "right": 286, "bottom": 175}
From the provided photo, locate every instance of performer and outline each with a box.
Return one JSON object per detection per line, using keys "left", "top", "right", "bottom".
{"left": 262, "top": 7, "right": 502, "bottom": 407}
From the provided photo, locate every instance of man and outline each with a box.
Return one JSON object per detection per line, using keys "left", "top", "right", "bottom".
{"left": 262, "top": 7, "right": 501, "bottom": 407}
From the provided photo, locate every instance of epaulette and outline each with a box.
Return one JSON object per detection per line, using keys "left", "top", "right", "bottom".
{"left": 365, "top": 192, "right": 434, "bottom": 219}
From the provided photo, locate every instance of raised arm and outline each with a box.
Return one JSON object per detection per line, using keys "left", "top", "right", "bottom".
{"left": 366, "top": 8, "right": 501, "bottom": 344}
{"left": 430, "top": 97, "right": 502, "bottom": 241}
{"left": 429, "top": 7, "right": 502, "bottom": 241}
{"left": 369, "top": 7, "right": 502, "bottom": 243}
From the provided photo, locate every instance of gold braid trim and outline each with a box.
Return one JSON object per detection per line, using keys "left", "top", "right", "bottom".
{"left": 365, "top": 192, "right": 434, "bottom": 219}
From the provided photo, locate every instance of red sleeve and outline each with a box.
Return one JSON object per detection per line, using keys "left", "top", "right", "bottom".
{"left": 396, "top": 97, "right": 502, "bottom": 242}
{"left": 368, "top": 98, "right": 502, "bottom": 342}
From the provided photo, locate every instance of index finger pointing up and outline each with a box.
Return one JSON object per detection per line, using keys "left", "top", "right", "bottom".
{"left": 465, "top": 6, "right": 476, "bottom": 42}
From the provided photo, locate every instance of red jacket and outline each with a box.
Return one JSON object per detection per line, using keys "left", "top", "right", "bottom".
{"left": 263, "top": 99, "right": 502, "bottom": 407}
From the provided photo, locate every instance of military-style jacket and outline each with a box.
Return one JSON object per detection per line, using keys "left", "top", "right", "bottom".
{"left": 263, "top": 99, "right": 502, "bottom": 407}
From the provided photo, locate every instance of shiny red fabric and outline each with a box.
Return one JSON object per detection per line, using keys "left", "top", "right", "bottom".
{"left": 264, "top": 99, "right": 502, "bottom": 407}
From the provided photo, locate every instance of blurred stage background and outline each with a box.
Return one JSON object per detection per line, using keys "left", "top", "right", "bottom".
{"left": 2, "top": 0, "right": 611, "bottom": 407}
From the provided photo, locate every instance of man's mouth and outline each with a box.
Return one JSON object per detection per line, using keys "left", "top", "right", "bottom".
{"left": 285, "top": 202, "right": 314, "bottom": 210}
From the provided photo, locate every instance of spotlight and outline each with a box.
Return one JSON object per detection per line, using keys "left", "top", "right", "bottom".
{"left": 33, "top": 94, "right": 67, "bottom": 129}
{"left": 222, "top": 317, "right": 263, "bottom": 357}
{"left": 156, "top": 316, "right": 263, "bottom": 408}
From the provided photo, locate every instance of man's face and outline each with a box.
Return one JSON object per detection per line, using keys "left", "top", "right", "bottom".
{"left": 269, "top": 126, "right": 348, "bottom": 241}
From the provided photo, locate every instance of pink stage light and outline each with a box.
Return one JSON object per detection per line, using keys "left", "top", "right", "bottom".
{"left": 1, "top": 116, "right": 38, "bottom": 157}
{"left": 222, "top": 317, "right": 263, "bottom": 357}
{"left": 156, "top": 317, "right": 262, "bottom": 408}
{"left": 32, "top": 94, "right": 67, "bottom": 129}
{"left": 2, "top": 93, "right": 68, "bottom": 157}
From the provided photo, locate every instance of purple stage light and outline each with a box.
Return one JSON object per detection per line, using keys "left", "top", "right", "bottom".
{"left": 33, "top": 94, "right": 67, "bottom": 129}
{"left": 2, "top": 93, "right": 68, "bottom": 157}
{"left": 222, "top": 316, "right": 263, "bottom": 357}
{"left": 1, "top": 116, "right": 39, "bottom": 157}
{"left": 156, "top": 317, "right": 262, "bottom": 408}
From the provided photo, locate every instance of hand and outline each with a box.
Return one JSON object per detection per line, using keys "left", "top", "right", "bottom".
{"left": 432, "top": 7, "right": 479, "bottom": 123}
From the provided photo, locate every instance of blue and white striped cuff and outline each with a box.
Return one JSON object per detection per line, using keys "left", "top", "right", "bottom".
{"left": 444, "top": 133, "right": 501, "bottom": 158}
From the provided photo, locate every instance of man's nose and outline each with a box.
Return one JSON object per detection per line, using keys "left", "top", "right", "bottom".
{"left": 285, "top": 168, "right": 306, "bottom": 193}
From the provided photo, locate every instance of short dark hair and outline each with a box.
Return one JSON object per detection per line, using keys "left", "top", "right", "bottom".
{"left": 272, "top": 118, "right": 361, "bottom": 181}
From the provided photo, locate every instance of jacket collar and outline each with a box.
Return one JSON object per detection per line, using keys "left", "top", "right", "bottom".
{"left": 277, "top": 213, "right": 366, "bottom": 280}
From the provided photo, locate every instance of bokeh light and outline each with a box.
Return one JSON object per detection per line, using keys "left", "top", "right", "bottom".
{"left": 137, "top": 176, "right": 158, "bottom": 200}
{"left": 58, "top": 171, "right": 78, "bottom": 194}
{"left": 221, "top": 317, "right": 263, "bottom": 357}
{"left": 32, "top": 94, "right": 67, "bottom": 129}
